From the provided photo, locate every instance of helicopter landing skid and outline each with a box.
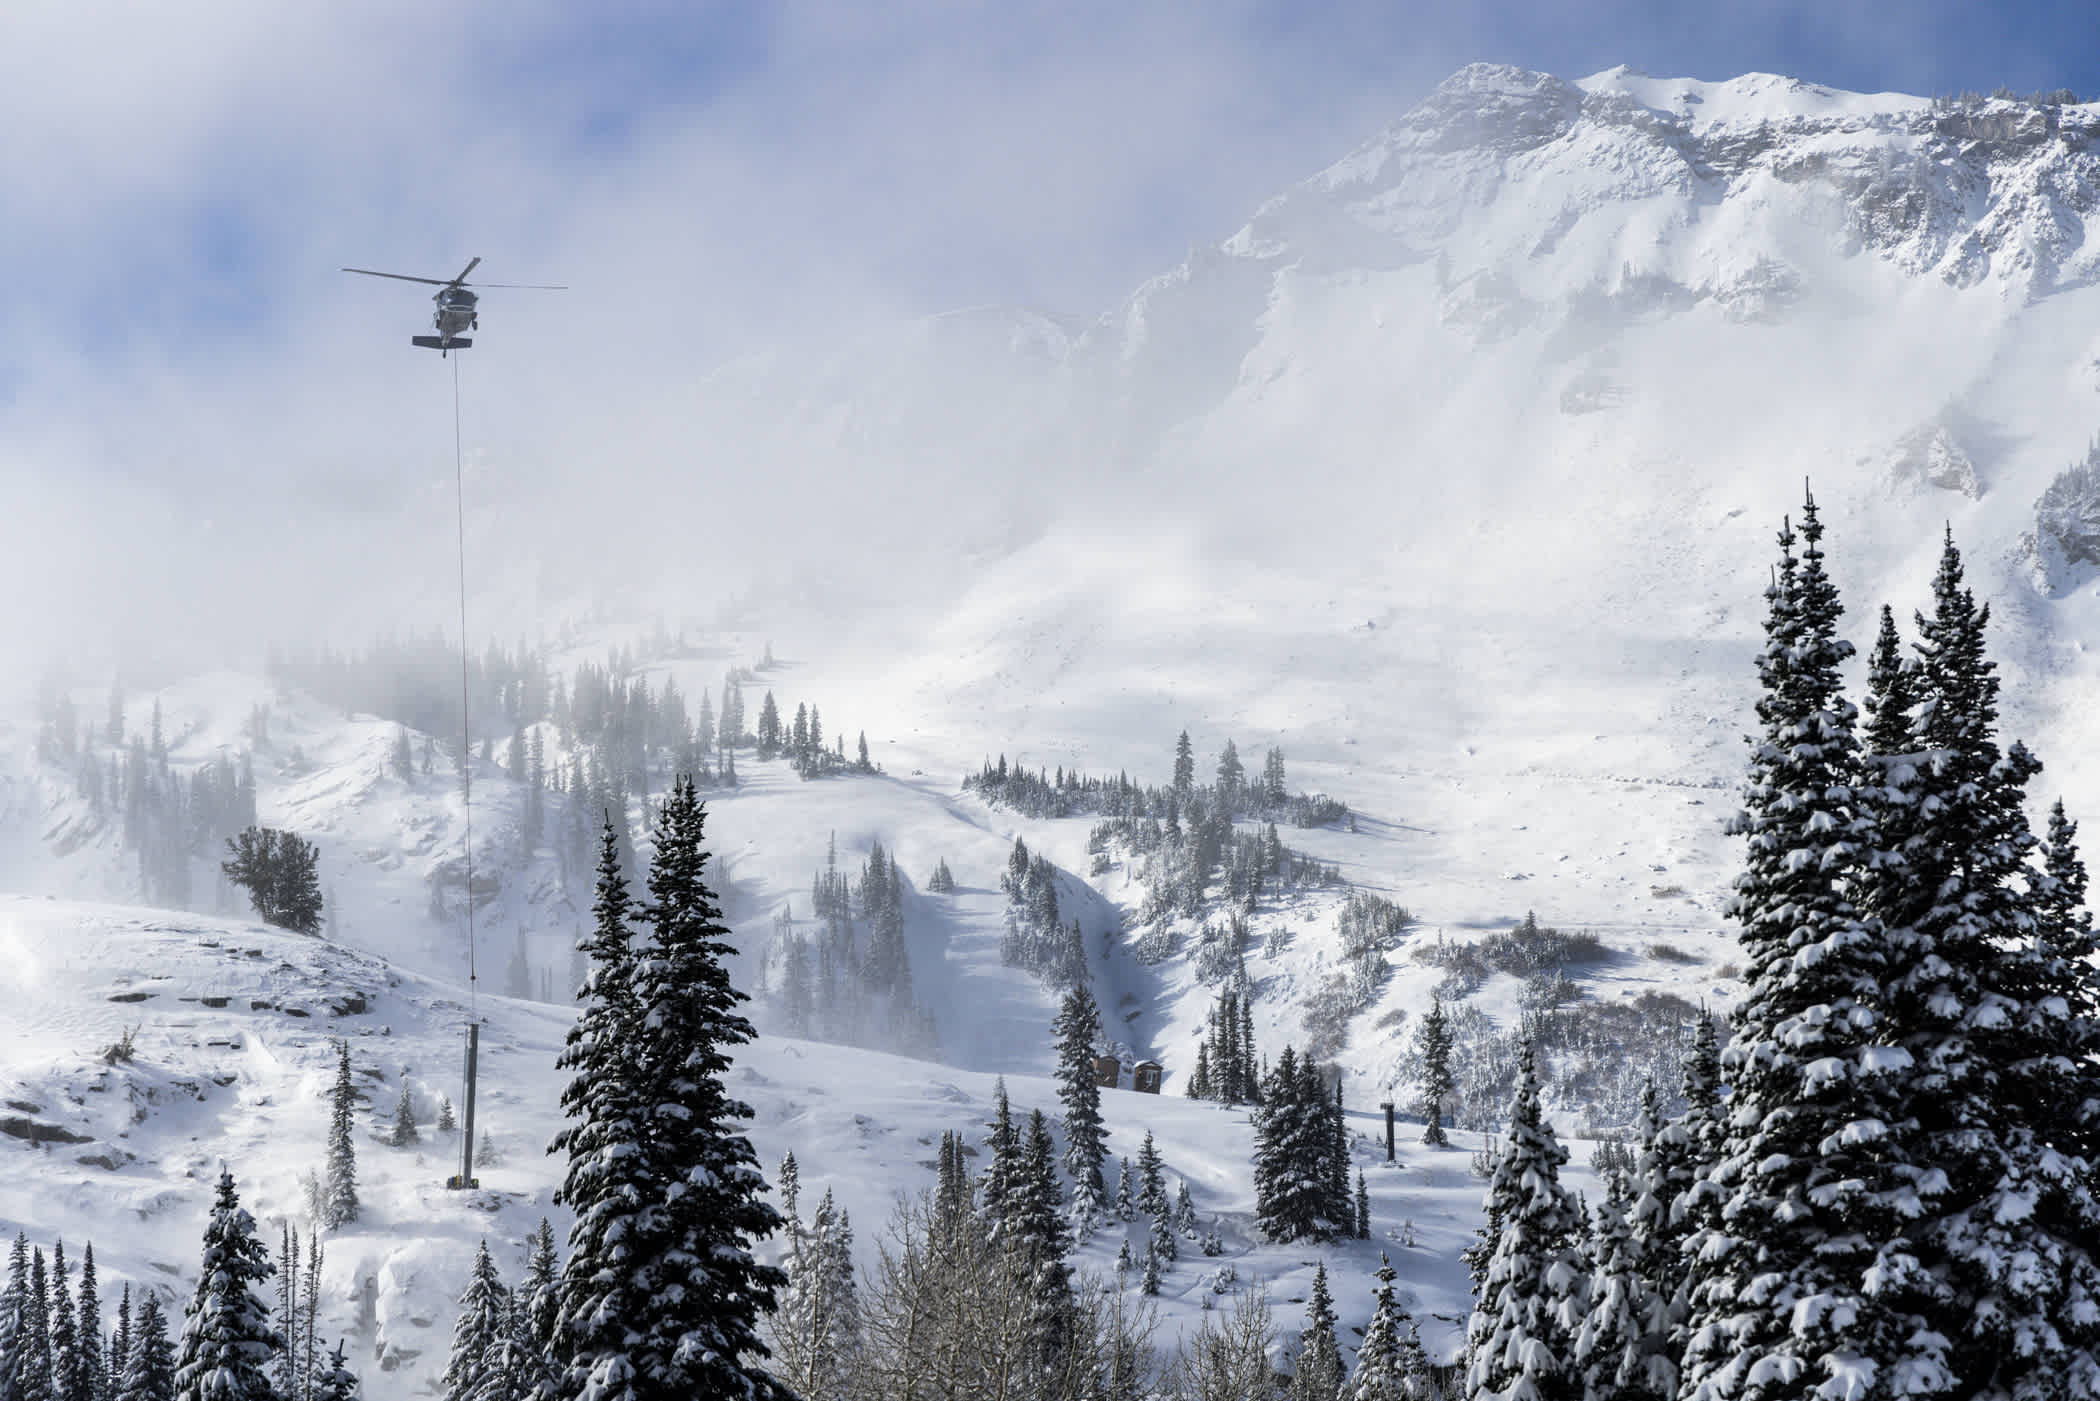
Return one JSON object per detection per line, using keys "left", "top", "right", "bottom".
{"left": 412, "top": 336, "right": 471, "bottom": 352}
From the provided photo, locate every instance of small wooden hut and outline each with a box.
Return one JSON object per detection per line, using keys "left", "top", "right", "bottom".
{"left": 1132, "top": 1060, "right": 1164, "bottom": 1094}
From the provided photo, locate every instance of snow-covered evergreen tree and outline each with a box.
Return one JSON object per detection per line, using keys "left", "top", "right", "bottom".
{"left": 1052, "top": 982, "right": 1108, "bottom": 1206}
{"left": 562, "top": 775, "right": 789, "bottom": 1398}
{"left": 1254, "top": 1047, "right": 1336, "bottom": 1243}
{"left": 1622, "top": 1078, "right": 1687, "bottom": 1389}
{"left": 519, "top": 1218, "right": 560, "bottom": 1373}
{"left": 0, "top": 1233, "right": 27, "bottom": 1400}
{"left": 1575, "top": 1172, "right": 1668, "bottom": 1401}
{"left": 324, "top": 1041, "right": 359, "bottom": 1229}
{"left": 1415, "top": 995, "right": 1454, "bottom": 1146}
{"left": 118, "top": 1291, "right": 174, "bottom": 1401}
{"left": 310, "top": 1341, "right": 357, "bottom": 1401}
{"left": 1855, "top": 530, "right": 2100, "bottom": 1398}
{"left": 1678, "top": 497, "right": 1922, "bottom": 1401}
{"left": 1463, "top": 1041, "right": 1583, "bottom": 1401}
{"left": 1326, "top": 1079, "right": 1352, "bottom": 1235}
{"left": 172, "top": 1168, "right": 282, "bottom": 1401}
{"left": 1288, "top": 1260, "right": 1342, "bottom": 1401}
{"left": 1135, "top": 1131, "right": 1167, "bottom": 1222}
{"left": 1014, "top": 1109, "right": 1070, "bottom": 1260}
{"left": 75, "top": 1242, "right": 102, "bottom": 1401}
{"left": 2036, "top": 799, "right": 2100, "bottom": 1177}
{"left": 25, "top": 1248, "right": 52, "bottom": 1401}
{"left": 767, "top": 1165, "right": 859, "bottom": 1401}
{"left": 388, "top": 1088, "right": 418, "bottom": 1148}
{"left": 109, "top": 1283, "right": 132, "bottom": 1398}
{"left": 1348, "top": 1254, "right": 1409, "bottom": 1401}
{"left": 51, "top": 1240, "right": 79, "bottom": 1401}
{"left": 981, "top": 1081, "right": 1021, "bottom": 1232}
{"left": 472, "top": 1293, "right": 544, "bottom": 1401}
{"left": 549, "top": 817, "right": 649, "bottom": 1396}
{"left": 444, "top": 1241, "right": 509, "bottom": 1401}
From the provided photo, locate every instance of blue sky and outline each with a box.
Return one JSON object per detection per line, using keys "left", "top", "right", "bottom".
{"left": 2, "top": 0, "right": 2096, "bottom": 666}
{"left": 7, "top": 1, "right": 2095, "bottom": 356}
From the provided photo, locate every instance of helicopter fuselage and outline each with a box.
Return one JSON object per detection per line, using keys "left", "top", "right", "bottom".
{"left": 432, "top": 286, "right": 479, "bottom": 340}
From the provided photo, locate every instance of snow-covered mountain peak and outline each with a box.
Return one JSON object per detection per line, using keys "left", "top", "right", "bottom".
{"left": 1216, "top": 60, "right": 2100, "bottom": 316}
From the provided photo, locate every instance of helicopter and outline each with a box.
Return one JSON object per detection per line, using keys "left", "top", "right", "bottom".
{"left": 340, "top": 257, "right": 565, "bottom": 355}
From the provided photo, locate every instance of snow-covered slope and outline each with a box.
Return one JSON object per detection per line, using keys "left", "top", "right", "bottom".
{"left": 17, "top": 59, "right": 2100, "bottom": 1390}
{"left": 0, "top": 893, "right": 1580, "bottom": 1396}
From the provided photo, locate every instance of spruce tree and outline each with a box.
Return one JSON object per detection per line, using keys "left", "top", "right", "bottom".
{"left": 310, "top": 1341, "right": 357, "bottom": 1401}
{"left": 26, "top": 1248, "right": 51, "bottom": 1401}
{"left": 550, "top": 816, "right": 648, "bottom": 1394}
{"left": 1414, "top": 995, "right": 1454, "bottom": 1146}
{"left": 769, "top": 1175, "right": 858, "bottom": 1401}
{"left": 118, "top": 1292, "right": 174, "bottom": 1401}
{"left": 108, "top": 1283, "right": 131, "bottom": 1398}
{"left": 520, "top": 1218, "right": 560, "bottom": 1368}
{"left": 1463, "top": 1041, "right": 1582, "bottom": 1401}
{"left": 1052, "top": 983, "right": 1107, "bottom": 1202}
{"left": 51, "top": 1241, "right": 78, "bottom": 1401}
{"left": 1135, "top": 1131, "right": 1167, "bottom": 1222}
{"left": 1574, "top": 1173, "right": 1668, "bottom": 1401}
{"left": 2037, "top": 799, "right": 2100, "bottom": 1173}
{"left": 1677, "top": 497, "right": 1923, "bottom": 1401}
{"left": 443, "top": 1241, "right": 507, "bottom": 1401}
{"left": 582, "top": 775, "right": 789, "bottom": 1397}
{"left": 1014, "top": 1110, "right": 1070, "bottom": 1264}
{"left": 1353, "top": 1170, "right": 1370, "bottom": 1241}
{"left": 1623, "top": 1078, "right": 1689, "bottom": 1382}
{"left": 1288, "top": 1260, "right": 1342, "bottom": 1401}
{"left": 1860, "top": 530, "right": 2100, "bottom": 1397}
{"left": 1326, "top": 1078, "right": 1351, "bottom": 1234}
{"left": 1253, "top": 1047, "right": 1331, "bottom": 1243}
{"left": 474, "top": 1293, "right": 543, "bottom": 1401}
{"left": 981, "top": 1081, "right": 1021, "bottom": 1230}
{"left": 1347, "top": 1254, "right": 1408, "bottom": 1401}
{"left": 389, "top": 1088, "right": 418, "bottom": 1148}
{"left": 324, "top": 1041, "right": 359, "bottom": 1228}
{"left": 1172, "top": 730, "right": 1195, "bottom": 796}
{"left": 1114, "top": 1157, "right": 1135, "bottom": 1222}
{"left": 172, "top": 1169, "right": 282, "bottom": 1401}
{"left": 0, "top": 1233, "right": 26, "bottom": 1400}
{"left": 75, "top": 1242, "right": 102, "bottom": 1401}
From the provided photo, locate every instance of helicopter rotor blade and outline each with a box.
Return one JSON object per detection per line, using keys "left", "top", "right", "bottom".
{"left": 452, "top": 256, "right": 482, "bottom": 285}
{"left": 341, "top": 267, "right": 452, "bottom": 285}
{"left": 469, "top": 282, "right": 569, "bottom": 290}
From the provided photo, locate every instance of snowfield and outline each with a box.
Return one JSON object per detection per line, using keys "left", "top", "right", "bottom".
{"left": 10, "top": 58, "right": 2100, "bottom": 1394}
{"left": 0, "top": 894, "right": 1592, "bottom": 1396}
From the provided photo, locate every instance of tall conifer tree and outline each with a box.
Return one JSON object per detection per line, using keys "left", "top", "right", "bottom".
{"left": 1857, "top": 531, "right": 2100, "bottom": 1397}
{"left": 1678, "top": 496, "right": 1923, "bottom": 1401}
{"left": 1464, "top": 1041, "right": 1582, "bottom": 1401}
{"left": 550, "top": 817, "right": 648, "bottom": 1395}
{"left": 1052, "top": 982, "right": 1107, "bottom": 1202}
{"left": 172, "top": 1169, "right": 282, "bottom": 1401}
{"left": 591, "top": 775, "right": 788, "bottom": 1398}
{"left": 324, "top": 1041, "right": 359, "bottom": 1229}
{"left": 1289, "top": 1261, "right": 1342, "bottom": 1401}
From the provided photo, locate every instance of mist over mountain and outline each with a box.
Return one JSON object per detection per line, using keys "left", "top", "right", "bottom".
{"left": 11, "top": 58, "right": 2100, "bottom": 1395}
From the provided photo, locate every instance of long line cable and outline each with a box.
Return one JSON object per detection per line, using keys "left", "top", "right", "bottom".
{"left": 452, "top": 350, "right": 477, "bottom": 1017}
